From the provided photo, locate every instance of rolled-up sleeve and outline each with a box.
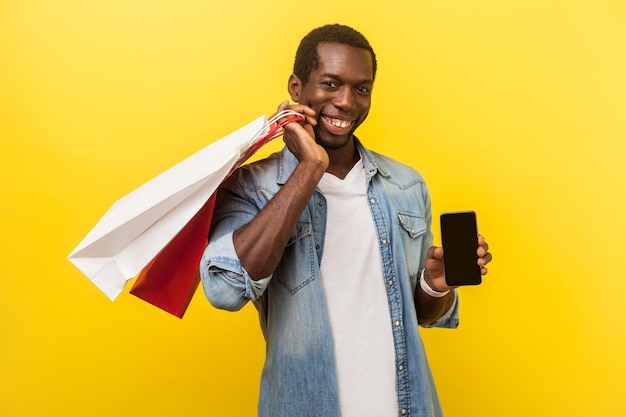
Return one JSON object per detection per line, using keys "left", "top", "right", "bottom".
{"left": 198, "top": 165, "right": 277, "bottom": 311}
{"left": 200, "top": 230, "right": 271, "bottom": 311}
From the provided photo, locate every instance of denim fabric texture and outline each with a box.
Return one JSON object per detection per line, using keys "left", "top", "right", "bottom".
{"left": 200, "top": 139, "right": 459, "bottom": 417}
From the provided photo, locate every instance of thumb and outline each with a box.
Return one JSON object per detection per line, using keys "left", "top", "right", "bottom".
{"left": 303, "top": 123, "right": 315, "bottom": 139}
{"left": 427, "top": 245, "right": 444, "bottom": 261}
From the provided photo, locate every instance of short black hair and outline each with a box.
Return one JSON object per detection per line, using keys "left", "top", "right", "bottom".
{"left": 293, "top": 24, "right": 377, "bottom": 85}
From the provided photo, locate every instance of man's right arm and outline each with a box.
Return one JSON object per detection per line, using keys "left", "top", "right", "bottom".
{"left": 233, "top": 119, "right": 327, "bottom": 280}
{"left": 201, "top": 104, "right": 324, "bottom": 310}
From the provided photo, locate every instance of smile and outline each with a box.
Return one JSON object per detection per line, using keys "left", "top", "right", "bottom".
{"left": 322, "top": 115, "right": 353, "bottom": 129}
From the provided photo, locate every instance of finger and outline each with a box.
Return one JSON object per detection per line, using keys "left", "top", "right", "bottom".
{"left": 303, "top": 123, "right": 315, "bottom": 138}
{"left": 477, "top": 243, "right": 489, "bottom": 258}
{"left": 277, "top": 100, "right": 290, "bottom": 112}
{"left": 298, "top": 105, "right": 316, "bottom": 117}
{"left": 283, "top": 121, "right": 305, "bottom": 136}
{"left": 480, "top": 266, "right": 489, "bottom": 276}
{"left": 478, "top": 251, "right": 491, "bottom": 263}
{"left": 478, "top": 252, "right": 493, "bottom": 267}
{"left": 277, "top": 101, "right": 315, "bottom": 117}
{"left": 285, "top": 103, "right": 315, "bottom": 115}
{"left": 283, "top": 122, "right": 315, "bottom": 144}
{"left": 279, "top": 105, "right": 316, "bottom": 127}
{"left": 427, "top": 245, "right": 443, "bottom": 260}
{"left": 291, "top": 105, "right": 317, "bottom": 125}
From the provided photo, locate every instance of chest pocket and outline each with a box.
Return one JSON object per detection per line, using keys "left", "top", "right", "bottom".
{"left": 396, "top": 211, "right": 427, "bottom": 285}
{"left": 274, "top": 220, "right": 317, "bottom": 294}
{"left": 397, "top": 211, "right": 427, "bottom": 238}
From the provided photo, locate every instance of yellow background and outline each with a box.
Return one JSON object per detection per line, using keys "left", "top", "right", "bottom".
{"left": 2, "top": 1, "right": 625, "bottom": 416}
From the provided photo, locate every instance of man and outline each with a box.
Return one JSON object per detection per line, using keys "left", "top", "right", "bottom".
{"left": 200, "top": 24, "right": 492, "bottom": 417}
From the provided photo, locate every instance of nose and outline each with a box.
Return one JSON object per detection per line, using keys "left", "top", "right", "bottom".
{"left": 333, "top": 86, "right": 355, "bottom": 110}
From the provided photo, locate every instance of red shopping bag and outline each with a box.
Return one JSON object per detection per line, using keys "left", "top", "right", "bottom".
{"left": 129, "top": 195, "right": 216, "bottom": 318}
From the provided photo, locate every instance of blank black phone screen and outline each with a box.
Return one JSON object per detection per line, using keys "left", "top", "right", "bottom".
{"left": 440, "top": 211, "right": 482, "bottom": 286}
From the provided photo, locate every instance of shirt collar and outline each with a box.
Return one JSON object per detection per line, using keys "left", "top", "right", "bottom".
{"left": 277, "top": 137, "right": 384, "bottom": 185}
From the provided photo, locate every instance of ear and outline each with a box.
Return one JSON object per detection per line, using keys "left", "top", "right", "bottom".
{"left": 287, "top": 73, "right": 302, "bottom": 103}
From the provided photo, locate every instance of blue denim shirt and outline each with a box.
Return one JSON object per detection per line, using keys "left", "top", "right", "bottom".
{"left": 200, "top": 139, "right": 459, "bottom": 417}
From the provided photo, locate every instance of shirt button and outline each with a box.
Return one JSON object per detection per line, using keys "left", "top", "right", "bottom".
{"left": 394, "top": 320, "right": 400, "bottom": 327}
{"left": 398, "top": 364, "right": 404, "bottom": 371}
{"left": 381, "top": 239, "right": 387, "bottom": 245}
{"left": 388, "top": 280, "right": 393, "bottom": 286}
{"left": 315, "top": 244, "right": 320, "bottom": 250}
{"left": 410, "top": 228, "right": 415, "bottom": 234}
{"left": 370, "top": 198, "right": 376, "bottom": 204}
{"left": 317, "top": 201, "right": 323, "bottom": 206}
{"left": 401, "top": 409, "right": 407, "bottom": 415}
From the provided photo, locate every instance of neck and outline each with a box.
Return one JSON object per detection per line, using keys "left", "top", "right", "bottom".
{"left": 325, "top": 141, "right": 360, "bottom": 179}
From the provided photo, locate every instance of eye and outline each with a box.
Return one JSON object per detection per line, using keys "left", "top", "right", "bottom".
{"left": 320, "top": 80, "right": 339, "bottom": 90}
{"left": 355, "top": 86, "right": 371, "bottom": 95}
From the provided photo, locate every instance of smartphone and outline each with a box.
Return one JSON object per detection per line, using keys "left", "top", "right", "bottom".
{"left": 440, "top": 211, "right": 482, "bottom": 286}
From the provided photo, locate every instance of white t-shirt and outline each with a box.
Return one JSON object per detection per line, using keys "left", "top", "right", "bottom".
{"left": 318, "top": 158, "right": 398, "bottom": 417}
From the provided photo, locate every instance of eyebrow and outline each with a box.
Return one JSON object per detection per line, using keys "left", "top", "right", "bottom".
{"left": 319, "top": 72, "right": 374, "bottom": 85}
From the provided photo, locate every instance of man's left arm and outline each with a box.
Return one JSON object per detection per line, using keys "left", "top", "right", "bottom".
{"left": 416, "top": 235, "right": 492, "bottom": 325}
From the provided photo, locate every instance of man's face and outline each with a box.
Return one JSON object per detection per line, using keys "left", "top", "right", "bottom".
{"left": 289, "top": 42, "right": 374, "bottom": 150}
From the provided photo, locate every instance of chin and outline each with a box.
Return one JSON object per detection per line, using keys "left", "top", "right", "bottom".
{"left": 316, "top": 136, "right": 352, "bottom": 151}
{"left": 314, "top": 128, "right": 356, "bottom": 150}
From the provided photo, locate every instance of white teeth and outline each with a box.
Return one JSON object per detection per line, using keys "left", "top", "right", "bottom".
{"left": 325, "top": 116, "right": 352, "bottom": 129}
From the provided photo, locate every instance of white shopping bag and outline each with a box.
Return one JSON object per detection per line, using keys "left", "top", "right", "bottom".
{"left": 68, "top": 111, "right": 303, "bottom": 303}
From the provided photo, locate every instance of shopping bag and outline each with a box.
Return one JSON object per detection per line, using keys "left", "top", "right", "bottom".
{"left": 128, "top": 194, "right": 216, "bottom": 318}
{"left": 68, "top": 110, "right": 304, "bottom": 315}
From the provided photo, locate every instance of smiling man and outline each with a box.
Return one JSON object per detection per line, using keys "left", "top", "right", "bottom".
{"left": 200, "top": 24, "right": 492, "bottom": 417}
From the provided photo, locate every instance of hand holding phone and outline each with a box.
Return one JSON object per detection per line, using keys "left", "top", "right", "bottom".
{"left": 440, "top": 211, "right": 482, "bottom": 286}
